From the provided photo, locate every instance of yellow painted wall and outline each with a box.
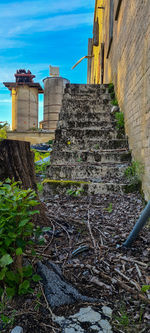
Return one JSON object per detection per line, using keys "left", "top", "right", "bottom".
{"left": 90, "top": 0, "right": 150, "bottom": 199}
{"left": 12, "top": 88, "right": 17, "bottom": 130}
{"left": 90, "top": 0, "right": 104, "bottom": 84}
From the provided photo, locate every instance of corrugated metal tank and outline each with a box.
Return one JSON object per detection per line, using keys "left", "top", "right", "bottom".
{"left": 43, "top": 77, "right": 70, "bottom": 130}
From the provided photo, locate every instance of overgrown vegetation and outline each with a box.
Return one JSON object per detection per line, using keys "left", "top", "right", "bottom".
{"left": 35, "top": 160, "right": 50, "bottom": 175}
{"left": 124, "top": 161, "right": 144, "bottom": 193}
{"left": 0, "top": 122, "right": 9, "bottom": 141}
{"left": 66, "top": 188, "right": 84, "bottom": 196}
{"left": 32, "top": 149, "right": 50, "bottom": 178}
{"left": 0, "top": 179, "right": 41, "bottom": 302}
{"left": 108, "top": 83, "right": 119, "bottom": 106}
{"left": 115, "top": 111, "right": 125, "bottom": 131}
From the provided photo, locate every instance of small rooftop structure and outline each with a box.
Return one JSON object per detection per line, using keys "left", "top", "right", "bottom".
{"left": 3, "top": 69, "right": 43, "bottom": 93}
{"left": 49, "top": 65, "right": 60, "bottom": 77}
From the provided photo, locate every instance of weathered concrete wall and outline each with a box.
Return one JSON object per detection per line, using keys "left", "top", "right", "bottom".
{"left": 41, "top": 77, "right": 70, "bottom": 131}
{"left": 14, "top": 86, "right": 39, "bottom": 131}
{"left": 90, "top": 0, "right": 150, "bottom": 199}
{"left": 7, "top": 131, "right": 55, "bottom": 145}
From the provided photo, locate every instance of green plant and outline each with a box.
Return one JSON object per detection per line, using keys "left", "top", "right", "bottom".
{"left": 94, "top": 144, "right": 99, "bottom": 149}
{"left": 141, "top": 285, "right": 150, "bottom": 293}
{"left": 104, "top": 203, "right": 113, "bottom": 213}
{"left": 124, "top": 161, "right": 144, "bottom": 193}
{"left": 46, "top": 140, "right": 53, "bottom": 145}
{"left": 111, "top": 98, "right": 118, "bottom": 106}
{"left": 124, "top": 161, "right": 144, "bottom": 181}
{"left": 0, "top": 122, "right": 9, "bottom": 141}
{"left": 32, "top": 149, "right": 50, "bottom": 163}
{"left": 115, "top": 112, "right": 124, "bottom": 130}
{"left": 0, "top": 179, "right": 41, "bottom": 298}
{"left": 77, "top": 157, "right": 82, "bottom": 162}
{"left": 108, "top": 83, "right": 114, "bottom": 93}
{"left": 66, "top": 188, "right": 84, "bottom": 196}
{"left": 35, "top": 161, "right": 50, "bottom": 175}
{"left": 37, "top": 182, "right": 44, "bottom": 193}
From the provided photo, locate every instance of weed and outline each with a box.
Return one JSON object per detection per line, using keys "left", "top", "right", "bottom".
{"left": 77, "top": 157, "right": 82, "bottom": 162}
{"left": 104, "top": 203, "right": 113, "bottom": 213}
{"left": 32, "top": 149, "right": 50, "bottom": 163}
{"left": 35, "top": 161, "right": 50, "bottom": 176}
{"left": 141, "top": 285, "right": 150, "bottom": 293}
{"left": 115, "top": 112, "right": 124, "bottom": 130}
{"left": 94, "top": 144, "right": 99, "bottom": 149}
{"left": 124, "top": 161, "right": 144, "bottom": 193}
{"left": 66, "top": 188, "right": 84, "bottom": 196}
{"left": 108, "top": 83, "right": 114, "bottom": 93}
{"left": 37, "top": 182, "right": 44, "bottom": 193}
{"left": 0, "top": 179, "right": 41, "bottom": 299}
{"left": 0, "top": 122, "right": 9, "bottom": 141}
{"left": 111, "top": 98, "right": 119, "bottom": 106}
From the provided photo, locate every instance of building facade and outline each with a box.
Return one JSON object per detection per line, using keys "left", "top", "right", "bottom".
{"left": 88, "top": 0, "right": 150, "bottom": 199}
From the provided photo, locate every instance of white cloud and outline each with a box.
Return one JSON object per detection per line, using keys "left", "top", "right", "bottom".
{"left": 0, "top": 0, "right": 94, "bottom": 18}
{"left": 0, "top": 38, "right": 26, "bottom": 49}
{"left": 7, "top": 13, "right": 93, "bottom": 36}
{"left": 0, "top": 99, "right": 11, "bottom": 103}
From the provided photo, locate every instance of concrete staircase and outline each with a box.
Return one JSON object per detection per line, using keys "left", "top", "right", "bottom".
{"left": 45, "top": 84, "right": 131, "bottom": 196}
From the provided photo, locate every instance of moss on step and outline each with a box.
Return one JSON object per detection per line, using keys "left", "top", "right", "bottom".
{"left": 43, "top": 179, "right": 90, "bottom": 185}
{"left": 43, "top": 179, "right": 90, "bottom": 196}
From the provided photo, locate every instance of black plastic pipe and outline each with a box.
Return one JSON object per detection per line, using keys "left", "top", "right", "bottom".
{"left": 122, "top": 200, "right": 150, "bottom": 248}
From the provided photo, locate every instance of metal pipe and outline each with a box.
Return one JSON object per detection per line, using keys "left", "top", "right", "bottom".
{"left": 122, "top": 200, "right": 150, "bottom": 248}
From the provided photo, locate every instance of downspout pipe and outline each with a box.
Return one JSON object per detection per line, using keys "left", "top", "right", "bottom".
{"left": 122, "top": 200, "right": 150, "bottom": 248}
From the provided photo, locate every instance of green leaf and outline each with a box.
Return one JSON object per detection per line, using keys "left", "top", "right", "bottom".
{"left": 28, "top": 210, "right": 40, "bottom": 216}
{"left": 0, "top": 267, "right": 7, "bottom": 280}
{"left": 31, "top": 249, "right": 37, "bottom": 256}
{"left": 19, "top": 280, "right": 30, "bottom": 295}
{"left": 16, "top": 248, "right": 23, "bottom": 256}
{"left": 4, "top": 238, "right": 13, "bottom": 247}
{"left": 0, "top": 287, "right": 4, "bottom": 297}
{"left": 23, "top": 265, "right": 33, "bottom": 277}
{"left": 6, "top": 271, "right": 17, "bottom": 281}
{"left": 42, "top": 227, "right": 52, "bottom": 232}
{"left": 18, "top": 219, "right": 29, "bottom": 228}
{"left": 8, "top": 232, "right": 17, "bottom": 238}
{"left": 6, "top": 287, "right": 16, "bottom": 297}
{"left": 28, "top": 200, "right": 39, "bottom": 206}
{"left": 0, "top": 254, "right": 13, "bottom": 267}
{"left": 32, "top": 274, "right": 42, "bottom": 282}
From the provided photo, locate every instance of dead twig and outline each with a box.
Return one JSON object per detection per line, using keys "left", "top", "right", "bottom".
{"left": 119, "top": 256, "right": 148, "bottom": 267}
{"left": 39, "top": 282, "right": 55, "bottom": 318}
{"left": 114, "top": 268, "right": 141, "bottom": 291}
{"left": 69, "top": 263, "right": 150, "bottom": 305}
{"left": 87, "top": 199, "right": 98, "bottom": 259}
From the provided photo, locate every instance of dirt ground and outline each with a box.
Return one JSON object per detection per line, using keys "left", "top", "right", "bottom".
{"left": 1, "top": 192, "right": 150, "bottom": 333}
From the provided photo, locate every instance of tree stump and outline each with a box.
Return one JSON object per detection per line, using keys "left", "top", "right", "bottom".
{"left": 0, "top": 139, "right": 50, "bottom": 226}
{"left": 0, "top": 139, "right": 37, "bottom": 189}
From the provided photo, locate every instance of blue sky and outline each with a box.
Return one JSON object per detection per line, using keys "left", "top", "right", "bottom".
{"left": 0, "top": 0, "right": 95, "bottom": 126}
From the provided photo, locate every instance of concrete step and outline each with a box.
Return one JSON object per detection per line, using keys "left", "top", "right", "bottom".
{"left": 58, "top": 120, "right": 116, "bottom": 129}
{"left": 64, "top": 83, "right": 109, "bottom": 95}
{"left": 55, "top": 128, "right": 124, "bottom": 141}
{"left": 44, "top": 179, "right": 129, "bottom": 197}
{"left": 59, "top": 111, "right": 114, "bottom": 123}
{"left": 50, "top": 150, "right": 131, "bottom": 165}
{"left": 54, "top": 138, "right": 129, "bottom": 150}
{"left": 48, "top": 163, "right": 129, "bottom": 182}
